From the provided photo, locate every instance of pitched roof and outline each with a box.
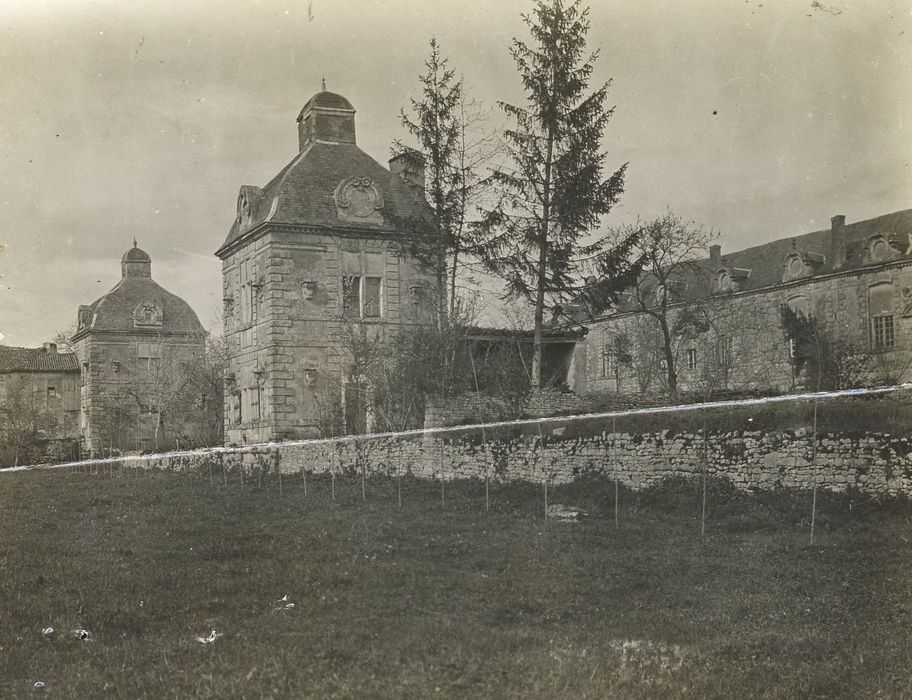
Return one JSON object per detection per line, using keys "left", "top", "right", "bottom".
{"left": 705, "top": 208, "right": 912, "bottom": 290}
{"left": 0, "top": 346, "right": 79, "bottom": 373}
{"left": 609, "top": 208, "right": 912, "bottom": 314}
{"left": 216, "top": 142, "right": 427, "bottom": 255}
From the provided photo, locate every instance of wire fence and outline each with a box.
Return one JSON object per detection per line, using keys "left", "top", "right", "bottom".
{"left": 4, "top": 383, "right": 912, "bottom": 543}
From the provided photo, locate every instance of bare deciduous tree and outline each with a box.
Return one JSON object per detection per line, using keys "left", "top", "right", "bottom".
{"left": 616, "top": 212, "right": 717, "bottom": 395}
{"left": 0, "top": 376, "right": 54, "bottom": 466}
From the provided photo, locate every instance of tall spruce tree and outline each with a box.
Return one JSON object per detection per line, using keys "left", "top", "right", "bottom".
{"left": 477, "top": 0, "right": 641, "bottom": 388}
{"left": 392, "top": 38, "right": 464, "bottom": 330}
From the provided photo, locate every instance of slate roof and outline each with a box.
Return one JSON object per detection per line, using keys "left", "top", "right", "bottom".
{"left": 122, "top": 246, "right": 151, "bottom": 263}
{"left": 0, "top": 346, "right": 79, "bottom": 373}
{"left": 297, "top": 90, "right": 355, "bottom": 118}
{"left": 709, "top": 208, "right": 912, "bottom": 289}
{"left": 74, "top": 276, "right": 205, "bottom": 338}
{"left": 216, "top": 141, "right": 427, "bottom": 255}
{"left": 610, "top": 208, "right": 912, "bottom": 314}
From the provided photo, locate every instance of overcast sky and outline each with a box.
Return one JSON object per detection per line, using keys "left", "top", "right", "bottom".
{"left": 1, "top": 0, "right": 909, "bottom": 347}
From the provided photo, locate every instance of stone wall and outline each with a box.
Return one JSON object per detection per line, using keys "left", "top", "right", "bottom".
{"left": 129, "top": 425, "right": 912, "bottom": 498}
{"left": 221, "top": 227, "right": 434, "bottom": 445}
{"left": 576, "top": 260, "right": 912, "bottom": 396}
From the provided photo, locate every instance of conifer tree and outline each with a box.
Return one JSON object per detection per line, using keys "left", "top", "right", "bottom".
{"left": 477, "top": 0, "right": 641, "bottom": 389}
{"left": 392, "top": 38, "right": 464, "bottom": 330}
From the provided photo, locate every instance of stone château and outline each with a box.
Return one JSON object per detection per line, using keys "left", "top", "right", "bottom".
{"left": 215, "top": 88, "right": 433, "bottom": 444}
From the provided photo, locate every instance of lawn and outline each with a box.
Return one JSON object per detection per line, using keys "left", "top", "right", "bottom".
{"left": 2, "top": 467, "right": 912, "bottom": 698}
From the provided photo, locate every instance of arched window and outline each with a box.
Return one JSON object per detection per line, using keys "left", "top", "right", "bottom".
{"left": 715, "top": 270, "right": 731, "bottom": 293}
{"left": 866, "top": 235, "right": 894, "bottom": 263}
{"left": 869, "top": 282, "right": 895, "bottom": 349}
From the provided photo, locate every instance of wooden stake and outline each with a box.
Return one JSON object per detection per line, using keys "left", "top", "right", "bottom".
{"left": 303, "top": 471, "right": 307, "bottom": 498}
{"left": 612, "top": 414, "right": 619, "bottom": 528}
{"left": 361, "top": 465, "right": 366, "bottom": 503}
{"left": 397, "top": 443, "right": 402, "bottom": 510}
{"left": 701, "top": 408, "right": 708, "bottom": 537}
{"left": 544, "top": 478, "right": 549, "bottom": 521}
{"left": 810, "top": 484, "right": 818, "bottom": 545}
{"left": 614, "top": 477, "right": 619, "bottom": 530}
{"left": 810, "top": 397, "right": 819, "bottom": 545}
{"left": 275, "top": 449, "right": 282, "bottom": 495}
{"left": 439, "top": 440, "right": 445, "bottom": 509}
{"left": 485, "top": 474, "right": 490, "bottom": 512}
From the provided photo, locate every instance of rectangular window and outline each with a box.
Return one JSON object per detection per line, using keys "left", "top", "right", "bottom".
{"left": 47, "top": 386, "right": 57, "bottom": 399}
{"left": 716, "top": 336, "right": 733, "bottom": 368}
{"left": 872, "top": 315, "right": 895, "bottom": 349}
{"left": 250, "top": 386, "right": 261, "bottom": 421}
{"left": 686, "top": 348, "right": 697, "bottom": 370}
{"left": 342, "top": 275, "right": 361, "bottom": 316}
{"left": 137, "top": 343, "right": 162, "bottom": 370}
{"left": 341, "top": 251, "right": 386, "bottom": 319}
{"left": 599, "top": 348, "right": 610, "bottom": 378}
{"left": 363, "top": 277, "right": 382, "bottom": 318}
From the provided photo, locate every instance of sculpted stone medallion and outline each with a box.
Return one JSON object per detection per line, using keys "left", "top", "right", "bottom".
{"left": 334, "top": 177, "right": 384, "bottom": 223}
{"left": 133, "top": 302, "right": 163, "bottom": 327}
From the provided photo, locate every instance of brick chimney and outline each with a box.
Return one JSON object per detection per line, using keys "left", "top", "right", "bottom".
{"left": 830, "top": 214, "right": 846, "bottom": 269}
{"left": 42, "top": 342, "right": 57, "bottom": 354}
{"left": 389, "top": 150, "right": 425, "bottom": 192}
{"left": 709, "top": 244, "right": 722, "bottom": 268}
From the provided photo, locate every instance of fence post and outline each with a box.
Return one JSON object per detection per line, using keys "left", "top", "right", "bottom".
{"left": 360, "top": 440, "right": 366, "bottom": 503}
{"left": 810, "top": 397, "right": 819, "bottom": 545}
{"left": 276, "top": 449, "right": 282, "bottom": 496}
{"left": 613, "top": 414, "right": 619, "bottom": 529}
{"left": 439, "top": 438, "right": 445, "bottom": 509}
{"left": 397, "top": 441, "right": 402, "bottom": 510}
{"left": 701, "top": 407, "right": 708, "bottom": 537}
{"left": 544, "top": 477, "right": 549, "bottom": 521}
{"left": 331, "top": 442, "right": 337, "bottom": 503}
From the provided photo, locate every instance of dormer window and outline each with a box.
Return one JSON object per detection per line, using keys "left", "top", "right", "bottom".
{"left": 714, "top": 269, "right": 732, "bottom": 293}
{"left": 714, "top": 267, "right": 750, "bottom": 293}
{"left": 782, "top": 252, "right": 824, "bottom": 282}
{"left": 865, "top": 234, "right": 901, "bottom": 264}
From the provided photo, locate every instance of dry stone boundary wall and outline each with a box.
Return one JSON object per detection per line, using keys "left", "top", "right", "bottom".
{"left": 134, "top": 427, "right": 912, "bottom": 498}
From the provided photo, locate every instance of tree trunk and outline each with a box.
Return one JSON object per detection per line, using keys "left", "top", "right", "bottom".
{"left": 154, "top": 412, "right": 162, "bottom": 451}
{"left": 449, "top": 244, "right": 460, "bottom": 319}
{"left": 531, "top": 126, "right": 556, "bottom": 391}
{"left": 660, "top": 318, "right": 678, "bottom": 394}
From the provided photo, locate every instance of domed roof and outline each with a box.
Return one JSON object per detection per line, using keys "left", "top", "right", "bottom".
{"left": 76, "top": 277, "right": 205, "bottom": 337}
{"left": 121, "top": 246, "right": 151, "bottom": 263}
{"left": 300, "top": 90, "right": 354, "bottom": 113}
{"left": 74, "top": 250, "right": 205, "bottom": 339}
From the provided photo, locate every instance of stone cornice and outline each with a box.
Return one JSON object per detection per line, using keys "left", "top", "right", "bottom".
{"left": 588, "top": 257, "right": 912, "bottom": 325}
{"left": 215, "top": 222, "right": 402, "bottom": 259}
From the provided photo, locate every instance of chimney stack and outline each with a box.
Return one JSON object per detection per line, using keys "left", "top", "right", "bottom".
{"left": 42, "top": 342, "right": 57, "bottom": 354}
{"left": 830, "top": 214, "right": 846, "bottom": 269}
{"left": 709, "top": 244, "right": 722, "bottom": 268}
{"left": 389, "top": 150, "right": 425, "bottom": 192}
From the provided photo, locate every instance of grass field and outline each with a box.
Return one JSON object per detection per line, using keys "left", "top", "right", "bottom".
{"left": 2, "top": 467, "right": 912, "bottom": 698}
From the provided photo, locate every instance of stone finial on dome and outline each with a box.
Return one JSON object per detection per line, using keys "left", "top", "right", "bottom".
{"left": 121, "top": 244, "right": 152, "bottom": 278}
